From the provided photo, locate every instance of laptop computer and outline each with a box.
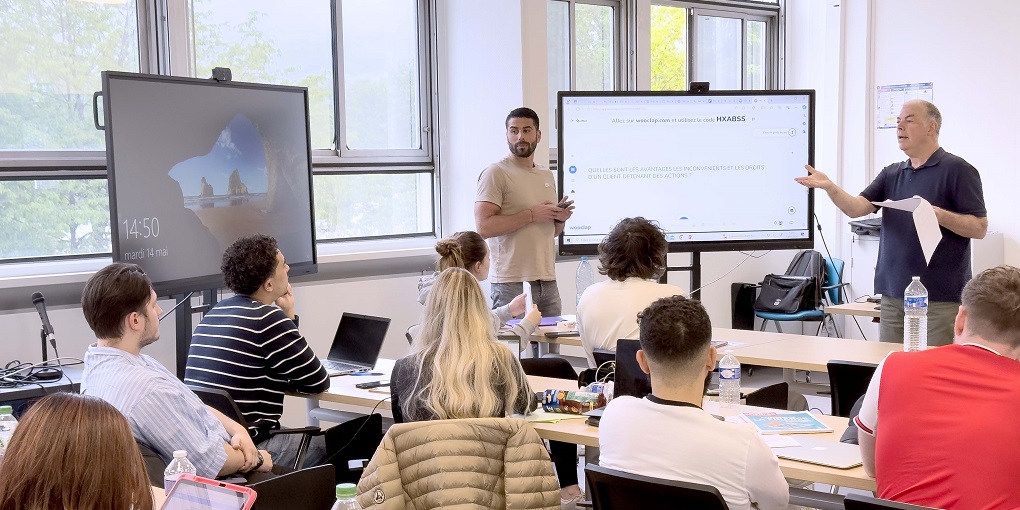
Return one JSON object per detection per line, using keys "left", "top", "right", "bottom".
{"left": 773, "top": 436, "right": 864, "bottom": 469}
{"left": 613, "top": 339, "right": 652, "bottom": 399}
{"left": 319, "top": 313, "right": 391, "bottom": 376}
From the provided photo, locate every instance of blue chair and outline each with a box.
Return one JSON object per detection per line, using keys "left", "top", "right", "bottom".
{"left": 756, "top": 257, "right": 846, "bottom": 337}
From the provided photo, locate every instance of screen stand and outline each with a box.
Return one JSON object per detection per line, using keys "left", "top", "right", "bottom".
{"left": 661, "top": 251, "right": 702, "bottom": 300}
{"left": 174, "top": 289, "right": 218, "bottom": 380}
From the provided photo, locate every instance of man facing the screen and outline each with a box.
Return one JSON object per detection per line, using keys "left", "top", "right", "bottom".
{"left": 794, "top": 99, "right": 986, "bottom": 346}
{"left": 185, "top": 234, "right": 330, "bottom": 468}
{"left": 81, "top": 262, "right": 273, "bottom": 478}
{"left": 474, "top": 107, "right": 573, "bottom": 332}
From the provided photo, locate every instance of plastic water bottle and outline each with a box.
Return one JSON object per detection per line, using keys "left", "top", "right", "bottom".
{"left": 331, "top": 483, "right": 362, "bottom": 510}
{"left": 164, "top": 450, "right": 197, "bottom": 495}
{"left": 903, "top": 276, "right": 928, "bottom": 352}
{"left": 718, "top": 350, "right": 741, "bottom": 407}
{"left": 576, "top": 256, "right": 594, "bottom": 306}
{"left": 0, "top": 405, "right": 19, "bottom": 463}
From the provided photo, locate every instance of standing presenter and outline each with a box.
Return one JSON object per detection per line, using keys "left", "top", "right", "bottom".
{"left": 795, "top": 99, "right": 986, "bottom": 346}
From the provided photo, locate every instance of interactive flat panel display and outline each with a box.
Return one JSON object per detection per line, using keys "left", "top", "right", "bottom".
{"left": 102, "top": 72, "right": 317, "bottom": 295}
{"left": 557, "top": 90, "right": 815, "bottom": 255}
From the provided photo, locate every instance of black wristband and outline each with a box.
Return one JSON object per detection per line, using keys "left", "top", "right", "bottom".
{"left": 247, "top": 450, "right": 264, "bottom": 473}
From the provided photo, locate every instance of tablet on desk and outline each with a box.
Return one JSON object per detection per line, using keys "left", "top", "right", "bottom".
{"left": 162, "top": 473, "right": 256, "bottom": 510}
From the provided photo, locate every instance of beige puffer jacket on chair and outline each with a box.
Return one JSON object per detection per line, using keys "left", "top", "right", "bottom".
{"left": 356, "top": 417, "right": 561, "bottom": 509}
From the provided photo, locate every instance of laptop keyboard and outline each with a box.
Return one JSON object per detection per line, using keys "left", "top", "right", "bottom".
{"left": 322, "top": 359, "right": 366, "bottom": 374}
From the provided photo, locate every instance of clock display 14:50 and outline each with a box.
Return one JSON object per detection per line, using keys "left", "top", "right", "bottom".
{"left": 122, "top": 218, "right": 160, "bottom": 239}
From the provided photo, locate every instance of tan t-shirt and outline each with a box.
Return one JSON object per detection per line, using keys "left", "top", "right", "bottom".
{"left": 476, "top": 156, "right": 558, "bottom": 283}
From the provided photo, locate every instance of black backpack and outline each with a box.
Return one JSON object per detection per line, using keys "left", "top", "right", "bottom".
{"left": 754, "top": 250, "right": 826, "bottom": 313}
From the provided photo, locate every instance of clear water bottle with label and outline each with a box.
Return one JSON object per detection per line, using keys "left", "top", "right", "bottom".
{"left": 0, "top": 405, "right": 19, "bottom": 463}
{"left": 718, "top": 350, "right": 741, "bottom": 407}
{"left": 576, "top": 256, "right": 594, "bottom": 307}
{"left": 903, "top": 276, "right": 928, "bottom": 352}
{"left": 164, "top": 450, "right": 197, "bottom": 495}
{"left": 331, "top": 483, "right": 362, "bottom": 510}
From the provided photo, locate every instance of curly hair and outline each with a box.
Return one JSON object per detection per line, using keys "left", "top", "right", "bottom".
{"left": 637, "top": 295, "right": 712, "bottom": 371}
{"left": 221, "top": 234, "right": 280, "bottom": 295}
{"left": 435, "top": 231, "right": 487, "bottom": 272}
{"left": 598, "top": 217, "right": 668, "bottom": 281}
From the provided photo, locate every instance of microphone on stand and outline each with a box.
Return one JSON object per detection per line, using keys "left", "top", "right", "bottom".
{"left": 29, "top": 293, "right": 63, "bottom": 380}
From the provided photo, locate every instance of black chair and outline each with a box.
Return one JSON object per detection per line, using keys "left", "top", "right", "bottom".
{"left": 519, "top": 356, "right": 578, "bottom": 381}
{"left": 585, "top": 463, "right": 728, "bottom": 510}
{"left": 827, "top": 360, "right": 878, "bottom": 417}
{"left": 249, "top": 464, "right": 337, "bottom": 510}
{"left": 744, "top": 382, "right": 789, "bottom": 410}
{"left": 843, "top": 493, "right": 938, "bottom": 509}
{"left": 188, "top": 385, "right": 321, "bottom": 470}
{"left": 578, "top": 349, "right": 616, "bottom": 386}
{"left": 323, "top": 413, "right": 384, "bottom": 484}
{"left": 137, "top": 441, "right": 169, "bottom": 486}
{"left": 613, "top": 339, "right": 651, "bottom": 399}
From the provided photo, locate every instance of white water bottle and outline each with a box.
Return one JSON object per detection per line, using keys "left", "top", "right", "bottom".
{"left": 903, "top": 276, "right": 928, "bottom": 352}
{"left": 0, "top": 405, "right": 19, "bottom": 463}
{"left": 576, "top": 256, "right": 594, "bottom": 306}
{"left": 164, "top": 450, "right": 197, "bottom": 495}
{"left": 331, "top": 483, "right": 362, "bottom": 510}
{"left": 718, "top": 350, "right": 741, "bottom": 407}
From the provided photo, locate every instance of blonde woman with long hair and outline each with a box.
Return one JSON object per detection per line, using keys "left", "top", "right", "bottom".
{"left": 395, "top": 267, "right": 533, "bottom": 421}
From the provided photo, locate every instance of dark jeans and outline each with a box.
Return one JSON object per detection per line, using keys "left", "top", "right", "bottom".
{"left": 549, "top": 440, "right": 579, "bottom": 488}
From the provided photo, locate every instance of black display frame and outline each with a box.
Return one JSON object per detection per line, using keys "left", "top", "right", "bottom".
{"left": 556, "top": 89, "right": 815, "bottom": 257}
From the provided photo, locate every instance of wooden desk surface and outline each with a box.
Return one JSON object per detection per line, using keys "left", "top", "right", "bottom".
{"left": 530, "top": 326, "right": 796, "bottom": 349}
{"left": 307, "top": 368, "right": 875, "bottom": 490}
{"left": 825, "top": 302, "right": 882, "bottom": 318}
{"left": 731, "top": 336, "right": 897, "bottom": 372}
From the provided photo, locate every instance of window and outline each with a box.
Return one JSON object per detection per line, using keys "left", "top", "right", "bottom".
{"left": 547, "top": 0, "right": 624, "bottom": 150}
{"left": 647, "top": 2, "right": 779, "bottom": 92}
{"left": 0, "top": 0, "right": 438, "bottom": 263}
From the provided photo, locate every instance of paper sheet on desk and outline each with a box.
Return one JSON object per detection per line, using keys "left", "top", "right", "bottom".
{"left": 871, "top": 196, "right": 942, "bottom": 264}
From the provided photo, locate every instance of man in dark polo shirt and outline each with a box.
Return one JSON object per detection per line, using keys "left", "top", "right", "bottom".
{"left": 794, "top": 100, "right": 986, "bottom": 346}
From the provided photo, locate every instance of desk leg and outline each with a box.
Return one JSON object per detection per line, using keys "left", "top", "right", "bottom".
{"left": 306, "top": 397, "right": 321, "bottom": 427}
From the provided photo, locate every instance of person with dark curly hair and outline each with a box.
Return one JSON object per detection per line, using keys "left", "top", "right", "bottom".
{"left": 185, "top": 234, "right": 330, "bottom": 469}
{"left": 575, "top": 217, "right": 685, "bottom": 366}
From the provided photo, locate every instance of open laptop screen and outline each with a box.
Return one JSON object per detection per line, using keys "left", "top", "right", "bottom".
{"left": 613, "top": 339, "right": 652, "bottom": 399}
{"left": 327, "top": 313, "right": 390, "bottom": 365}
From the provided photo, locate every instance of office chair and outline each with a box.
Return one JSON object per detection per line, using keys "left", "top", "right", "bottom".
{"left": 744, "top": 382, "right": 789, "bottom": 410}
{"left": 578, "top": 348, "right": 616, "bottom": 386}
{"left": 827, "top": 360, "right": 878, "bottom": 417}
{"left": 405, "top": 323, "right": 420, "bottom": 344}
{"left": 323, "top": 413, "right": 384, "bottom": 484}
{"left": 585, "top": 463, "right": 729, "bottom": 510}
{"left": 756, "top": 257, "right": 846, "bottom": 336}
{"left": 519, "top": 356, "right": 578, "bottom": 381}
{"left": 136, "top": 441, "right": 169, "bottom": 486}
{"left": 843, "top": 493, "right": 938, "bottom": 509}
{"left": 188, "top": 385, "right": 321, "bottom": 470}
{"left": 249, "top": 464, "right": 336, "bottom": 510}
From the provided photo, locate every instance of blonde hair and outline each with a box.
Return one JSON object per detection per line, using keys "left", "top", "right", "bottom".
{"left": 0, "top": 393, "right": 154, "bottom": 510}
{"left": 404, "top": 267, "right": 532, "bottom": 420}
{"left": 434, "top": 231, "right": 488, "bottom": 272}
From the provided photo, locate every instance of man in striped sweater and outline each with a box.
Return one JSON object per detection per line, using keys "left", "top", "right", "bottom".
{"left": 185, "top": 234, "right": 330, "bottom": 469}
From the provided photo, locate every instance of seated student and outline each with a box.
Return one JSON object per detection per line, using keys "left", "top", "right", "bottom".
{"left": 185, "top": 234, "right": 330, "bottom": 468}
{"left": 855, "top": 265, "right": 1020, "bottom": 509}
{"left": 576, "top": 217, "right": 685, "bottom": 367}
{"left": 599, "top": 295, "right": 789, "bottom": 510}
{"left": 417, "top": 231, "right": 541, "bottom": 340}
{"left": 396, "top": 267, "right": 584, "bottom": 506}
{"left": 0, "top": 392, "right": 154, "bottom": 510}
{"left": 81, "top": 262, "right": 274, "bottom": 479}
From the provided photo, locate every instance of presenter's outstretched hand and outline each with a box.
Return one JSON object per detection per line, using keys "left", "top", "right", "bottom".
{"left": 508, "top": 293, "right": 527, "bottom": 317}
{"left": 794, "top": 165, "right": 834, "bottom": 191}
{"left": 275, "top": 283, "right": 296, "bottom": 319}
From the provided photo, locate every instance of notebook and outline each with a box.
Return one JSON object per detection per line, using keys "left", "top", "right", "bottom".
{"left": 773, "top": 436, "right": 864, "bottom": 469}
{"left": 319, "top": 313, "right": 391, "bottom": 376}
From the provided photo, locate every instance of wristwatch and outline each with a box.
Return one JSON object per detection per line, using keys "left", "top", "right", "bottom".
{"left": 248, "top": 450, "right": 265, "bottom": 473}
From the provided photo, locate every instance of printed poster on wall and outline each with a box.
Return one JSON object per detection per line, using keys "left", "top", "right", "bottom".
{"left": 876, "top": 82, "right": 934, "bottom": 129}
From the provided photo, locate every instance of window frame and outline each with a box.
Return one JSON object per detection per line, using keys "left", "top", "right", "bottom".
{"left": 0, "top": 0, "right": 441, "bottom": 266}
